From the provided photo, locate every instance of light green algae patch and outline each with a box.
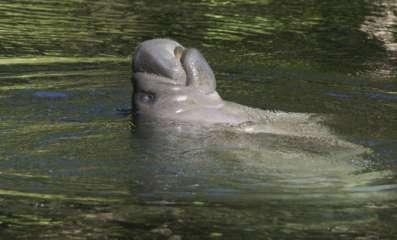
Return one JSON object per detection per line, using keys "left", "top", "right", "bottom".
{"left": 0, "top": 189, "right": 121, "bottom": 203}
{"left": 0, "top": 69, "right": 125, "bottom": 81}
{"left": 0, "top": 56, "right": 129, "bottom": 65}
{"left": 0, "top": 214, "right": 62, "bottom": 226}
{"left": 0, "top": 171, "right": 50, "bottom": 179}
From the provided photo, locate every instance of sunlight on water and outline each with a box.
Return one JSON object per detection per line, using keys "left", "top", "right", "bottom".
{"left": 0, "top": 56, "right": 128, "bottom": 65}
{"left": 360, "top": 0, "right": 397, "bottom": 79}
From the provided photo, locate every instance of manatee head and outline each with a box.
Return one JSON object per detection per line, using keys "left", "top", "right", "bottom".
{"left": 132, "top": 39, "right": 223, "bottom": 121}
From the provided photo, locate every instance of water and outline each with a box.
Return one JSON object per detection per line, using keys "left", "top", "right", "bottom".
{"left": 0, "top": 0, "right": 396, "bottom": 239}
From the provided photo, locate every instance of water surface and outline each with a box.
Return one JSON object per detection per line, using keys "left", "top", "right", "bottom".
{"left": 0, "top": 0, "right": 396, "bottom": 239}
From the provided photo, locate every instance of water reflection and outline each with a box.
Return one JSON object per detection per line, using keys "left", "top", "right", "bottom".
{"left": 360, "top": 0, "right": 397, "bottom": 78}
{"left": 0, "top": 0, "right": 396, "bottom": 239}
{"left": 0, "top": 0, "right": 392, "bottom": 75}
{"left": 128, "top": 118, "right": 397, "bottom": 239}
{"left": 361, "top": 0, "right": 397, "bottom": 53}
{"left": 132, "top": 118, "right": 389, "bottom": 202}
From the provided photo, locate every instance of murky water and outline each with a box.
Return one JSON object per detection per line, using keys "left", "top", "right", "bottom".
{"left": 0, "top": 0, "right": 396, "bottom": 239}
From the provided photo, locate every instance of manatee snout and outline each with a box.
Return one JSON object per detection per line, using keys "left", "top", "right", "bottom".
{"left": 133, "top": 39, "right": 216, "bottom": 94}
{"left": 132, "top": 38, "right": 231, "bottom": 123}
{"left": 133, "top": 39, "right": 186, "bottom": 83}
{"left": 181, "top": 48, "right": 216, "bottom": 94}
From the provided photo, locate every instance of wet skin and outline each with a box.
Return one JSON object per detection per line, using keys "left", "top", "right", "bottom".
{"left": 131, "top": 38, "right": 365, "bottom": 151}
{"left": 131, "top": 39, "right": 338, "bottom": 140}
{"left": 132, "top": 38, "right": 263, "bottom": 125}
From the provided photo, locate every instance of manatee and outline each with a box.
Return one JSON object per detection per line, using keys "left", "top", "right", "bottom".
{"left": 132, "top": 39, "right": 350, "bottom": 140}
{"left": 130, "top": 39, "right": 374, "bottom": 202}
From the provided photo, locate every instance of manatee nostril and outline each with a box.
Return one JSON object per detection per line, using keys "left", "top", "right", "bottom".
{"left": 133, "top": 39, "right": 188, "bottom": 84}
{"left": 174, "top": 46, "right": 184, "bottom": 61}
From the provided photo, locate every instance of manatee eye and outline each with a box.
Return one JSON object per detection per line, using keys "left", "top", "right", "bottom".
{"left": 139, "top": 92, "right": 156, "bottom": 103}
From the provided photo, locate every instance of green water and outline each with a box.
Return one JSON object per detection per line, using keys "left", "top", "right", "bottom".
{"left": 0, "top": 0, "right": 396, "bottom": 239}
